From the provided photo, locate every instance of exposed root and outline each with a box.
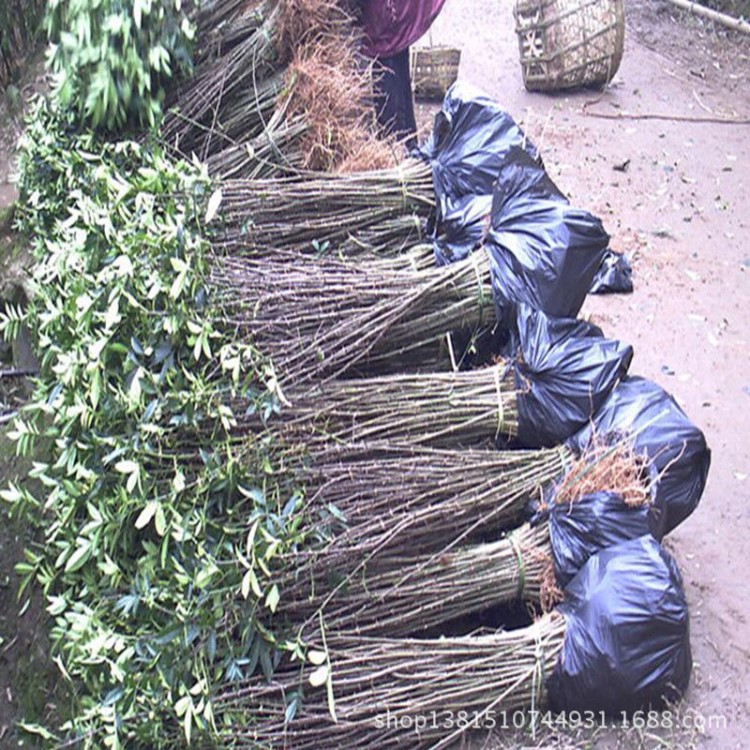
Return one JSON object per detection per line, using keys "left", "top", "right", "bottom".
{"left": 554, "top": 437, "right": 651, "bottom": 508}
{"left": 275, "top": 0, "right": 359, "bottom": 64}
{"left": 283, "top": 39, "right": 397, "bottom": 171}
{"left": 531, "top": 547, "right": 565, "bottom": 613}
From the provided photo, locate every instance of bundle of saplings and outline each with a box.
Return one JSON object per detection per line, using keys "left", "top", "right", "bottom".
{"left": 209, "top": 536, "right": 691, "bottom": 750}
{"left": 275, "top": 439, "right": 653, "bottom": 637}
{"left": 275, "top": 312, "right": 632, "bottom": 447}
{"left": 164, "top": 0, "right": 394, "bottom": 175}
{"left": 161, "top": 1, "right": 291, "bottom": 152}
{"left": 279, "top": 365, "right": 520, "bottom": 446}
{"left": 215, "top": 159, "right": 434, "bottom": 256}
{"left": 276, "top": 442, "right": 566, "bottom": 572}
{"left": 278, "top": 523, "right": 558, "bottom": 637}
{"left": 205, "top": 113, "right": 309, "bottom": 179}
{"left": 211, "top": 248, "right": 494, "bottom": 384}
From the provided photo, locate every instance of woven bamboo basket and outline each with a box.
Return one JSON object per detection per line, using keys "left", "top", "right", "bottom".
{"left": 411, "top": 46, "right": 461, "bottom": 100}
{"left": 513, "top": 0, "right": 625, "bottom": 92}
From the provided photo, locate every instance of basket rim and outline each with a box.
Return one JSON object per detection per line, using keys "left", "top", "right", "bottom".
{"left": 514, "top": 0, "right": 623, "bottom": 32}
{"left": 412, "top": 45, "right": 462, "bottom": 55}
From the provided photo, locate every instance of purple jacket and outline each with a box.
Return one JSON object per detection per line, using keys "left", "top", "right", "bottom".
{"left": 362, "top": 0, "right": 449, "bottom": 57}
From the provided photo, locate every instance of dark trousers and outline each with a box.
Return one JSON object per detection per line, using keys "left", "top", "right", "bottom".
{"left": 372, "top": 47, "right": 417, "bottom": 150}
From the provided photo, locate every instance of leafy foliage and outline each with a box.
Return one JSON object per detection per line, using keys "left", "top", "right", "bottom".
{"left": 2, "top": 102, "right": 309, "bottom": 748}
{"left": 45, "top": 0, "right": 195, "bottom": 130}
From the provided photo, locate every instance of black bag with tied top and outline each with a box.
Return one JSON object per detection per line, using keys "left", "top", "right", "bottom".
{"left": 505, "top": 306, "right": 633, "bottom": 448}
{"left": 419, "top": 82, "right": 540, "bottom": 265}
{"left": 567, "top": 376, "right": 711, "bottom": 539}
{"left": 546, "top": 490, "right": 653, "bottom": 588}
{"left": 485, "top": 146, "right": 610, "bottom": 325}
{"left": 548, "top": 535, "right": 692, "bottom": 715}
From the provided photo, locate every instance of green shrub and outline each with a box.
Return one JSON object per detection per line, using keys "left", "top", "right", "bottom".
{"left": 2, "top": 102, "right": 309, "bottom": 748}
{"left": 45, "top": 0, "right": 195, "bottom": 130}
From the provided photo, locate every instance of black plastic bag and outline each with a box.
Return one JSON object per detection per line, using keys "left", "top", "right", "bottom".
{"left": 548, "top": 535, "right": 692, "bottom": 715}
{"left": 418, "top": 82, "right": 539, "bottom": 265}
{"left": 507, "top": 306, "right": 633, "bottom": 448}
{"left": 486, "top": 146, "right": 610, "bottom": 322}
{"left": 432, "top": 193, "right": 492, "bottom": 266}
{"left": 567, "top": 377, "right": 711, "bottom": 538}
{"left": 420, "top": 81, "right": 540, "bottom": 201}
{"left": 589, "top": 249, "right": 634, "bottom": 294}
{"left": 547, "top": 491, "right": 653, "bottom": 588}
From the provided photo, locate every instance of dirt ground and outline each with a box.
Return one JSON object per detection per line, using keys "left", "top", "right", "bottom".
{"left": 1, "top": 1, "right": 749, "bottom": 748}
{"left": 418, "top": 0, "right": 750, "bottom": 748}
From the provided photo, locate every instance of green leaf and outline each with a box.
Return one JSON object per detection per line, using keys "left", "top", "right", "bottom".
{"left": 133, "top": 0, "right": 143, "bottom": 29}
{"left": 184, "top": 703, "right": 193, "bottom": 745}
{"left": 0, "top": 483, "right": 23, "bottom": 504}
{"left": 285, "top": 693, "right": 301, "bottom": 724}
{"left": 172, "top": 470, "right": 186, "bottom": 493}
{"left": 128, "top": 366, "right": 143, "bottom": 401}
{"left": 248, "top": 568, "right": 262, "bottom": 599}
{"left": 90, "top": 368, "right": 103, "bottom": 408}
{"left": 154, "top": 503, "right": 167, "bottom": 536}
{"left": 308, "top": 664, "right": 329, "bottom": 688}
{"left": 115, "top": 460, "right": 138, "bottom": 475}
{"left": 307, "top": 650, "right": 327, "bottom": 666}
{"left": 264, "top": 584, "right": 280, "bottom": 614}
{"left": 103, "top": 298, "right": 121, "bottom": 330}
{"left": 47, "top": 596, "right": 68, "bottom": 616}
{"left": 245, "top": 518, "right": 259, "bottom": 556}
{"left": 170, "top": 257, "right": 189, "bottom": 274}
{"left": 174, "top": 695, "right": 191, "bottom": 717}
{"left": 204, "top": 189, "right": 222, "bottom": 223}
{"left": 326, "top": 667, "right": 337, "bottom": 722}
{"left": 65, "top": 541, "right": 92, "bottom": 572}
{"left": 18, "top": 723, "right": 58, "bottom": 742}
{"left": 170, "top": 270, "right": 188, "bottom": 299}
{"left": 241, "top": 570, "right": 252, "bottom": 600}
{"left": 98, "top": 555, "right": 120, "bottom": 577}
{"left": 135, "top": 501, "right": 157, "bottom": 530}
{"left": 189, "top": 678, "right": 207, "bottom": 697}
